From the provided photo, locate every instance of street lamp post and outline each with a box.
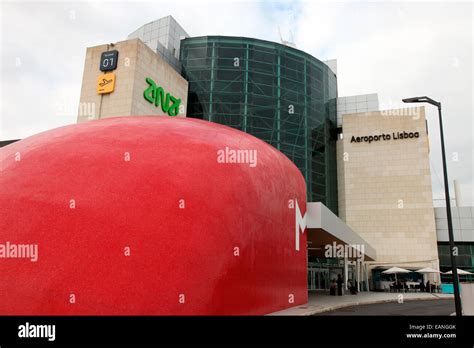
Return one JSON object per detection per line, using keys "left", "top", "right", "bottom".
{"left": 402, "top": 96, "right": 462, "bottom": 316}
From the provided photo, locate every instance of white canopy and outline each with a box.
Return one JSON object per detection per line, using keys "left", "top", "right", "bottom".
{"left": 415, "top": 267, "right": 442, "bottom": 274}
{"left": 382, "top": 267, "right": 412, "bottom": 274}
{"left": 444, "top": 269, "right": 474, "bottom": 275}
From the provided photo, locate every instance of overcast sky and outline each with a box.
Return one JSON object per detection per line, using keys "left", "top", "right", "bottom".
{"left": 1, "top": 0, "right": 472, "bottom": 205}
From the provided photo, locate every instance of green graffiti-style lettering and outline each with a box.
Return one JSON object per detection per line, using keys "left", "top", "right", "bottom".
{"left": 143, "top": 77, "right": 156, "bottom": 104}
{"left": 168, "top": 96, "right": 181, "bottom": 116}
{"left": 143, "top": 77, "right": 181, "bottom": 117}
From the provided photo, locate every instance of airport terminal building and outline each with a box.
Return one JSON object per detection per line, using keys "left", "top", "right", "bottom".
{"left": 71, "top": 16, "right": 473, "bottom": 291}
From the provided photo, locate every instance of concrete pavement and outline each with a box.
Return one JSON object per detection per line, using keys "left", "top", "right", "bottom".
{"left": 317, "top": 299, "right": 454, "bottom": 315}
{"left": 269, "top": 290, "right": 454, "bottom": 316}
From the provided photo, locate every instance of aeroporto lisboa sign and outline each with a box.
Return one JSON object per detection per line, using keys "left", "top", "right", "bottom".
{"left": 350, "top": 131, "right": 420, "bottom": 144}
{"left": 143, "top": 77, "right": 181, "bottom": 116}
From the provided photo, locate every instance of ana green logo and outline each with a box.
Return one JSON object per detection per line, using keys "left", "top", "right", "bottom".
{"left": 143, "top": 77, "right": 181, "bottom": 116}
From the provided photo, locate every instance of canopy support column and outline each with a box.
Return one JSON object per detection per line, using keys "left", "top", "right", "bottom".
{"left": 344, "top": 257, "right": 348, "bottom": 292}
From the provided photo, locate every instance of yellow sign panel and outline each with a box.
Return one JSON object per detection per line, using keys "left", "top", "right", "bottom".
{"left": 97, "top": 72, "right": 116, "bottom": 94}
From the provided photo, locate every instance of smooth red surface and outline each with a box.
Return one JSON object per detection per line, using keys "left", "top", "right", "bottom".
{"left": 0, "top": 116, "right": 307, "bottom": 315}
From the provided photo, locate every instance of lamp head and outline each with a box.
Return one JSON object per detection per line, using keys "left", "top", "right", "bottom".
{"left": 402, "top": 96, "right": 440, "bottom": 107}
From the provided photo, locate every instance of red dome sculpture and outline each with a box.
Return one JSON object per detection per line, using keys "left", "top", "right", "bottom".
{"left": 0, "top": 116, "right": 307, "bottom": 315}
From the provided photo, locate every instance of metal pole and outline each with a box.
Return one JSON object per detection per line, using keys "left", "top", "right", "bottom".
{"left": 437, "top": 103, "right": 463, "bottom": 316}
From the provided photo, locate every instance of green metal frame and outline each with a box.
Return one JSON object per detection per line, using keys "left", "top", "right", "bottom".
{"left": 181, "top": 36, "right": 338, "bottom": 213}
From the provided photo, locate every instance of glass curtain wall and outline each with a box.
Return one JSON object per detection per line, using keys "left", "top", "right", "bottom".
{"left": 180, "top": 36, "right": 338, "bottom": 213}
{"left": 438, "top": 243, "right": 474, "bottom": 282}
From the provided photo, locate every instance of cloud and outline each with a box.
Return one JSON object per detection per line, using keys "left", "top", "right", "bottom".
{"left": 294, "top": 0, "right": 473, "bottom": 205}
{"left": 0, "top": 0, "right": 275, "bottom": 140}
{"left": 1, "top": 0, "right": 472, "bottom": 204}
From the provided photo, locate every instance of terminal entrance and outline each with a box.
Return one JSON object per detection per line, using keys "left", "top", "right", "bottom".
{"left": 307, "top": 267, "right": 329, "bottom": 290}
{"left": 304, "top": 203, "right": 377, "bottom": 293}
{"left": 307, "top": 258, "right": 345, "bottom": 291}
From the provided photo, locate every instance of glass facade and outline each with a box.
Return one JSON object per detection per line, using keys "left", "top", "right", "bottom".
{"left": 438, "top": 242, "right": 474, "bottom": 282}
{"left": 180, "top": 36, "right": 338, "bottom": 213}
